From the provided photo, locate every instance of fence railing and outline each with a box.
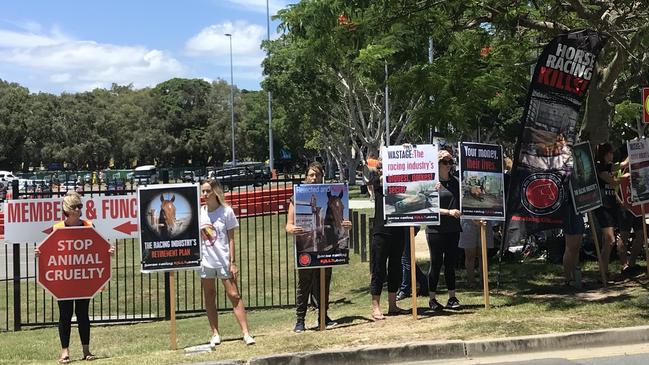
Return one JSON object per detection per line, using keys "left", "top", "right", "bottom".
{"left": 0, "top": 178, "right": 372, "bottom": 332}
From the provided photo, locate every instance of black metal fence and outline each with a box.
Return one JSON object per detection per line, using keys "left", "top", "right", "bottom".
{"left": 0, "top": 176, "right": 372, "bottom": 332}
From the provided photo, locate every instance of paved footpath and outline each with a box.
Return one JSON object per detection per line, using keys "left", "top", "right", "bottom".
{"left": 184, "top": 325, "right": 649, "bottom": 365}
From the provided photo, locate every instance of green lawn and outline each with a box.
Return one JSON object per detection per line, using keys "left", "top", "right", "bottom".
{"left": 1, "top": 249, "right": 648, "bottom": 365}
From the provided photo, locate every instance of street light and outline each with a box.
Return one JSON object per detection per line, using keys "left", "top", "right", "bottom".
{"left": 225, "top": 33, "right": 236, "bottom": 167}
{"left": 266, "top": 0, "right": 274, "bottom": 172}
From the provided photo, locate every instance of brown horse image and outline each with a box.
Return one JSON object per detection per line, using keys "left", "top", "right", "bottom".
{"left": 158, "top": 194, "right": 176, "bottom": 239}
{"left": 321, "top": 190, "right": 347, "bottom": 251}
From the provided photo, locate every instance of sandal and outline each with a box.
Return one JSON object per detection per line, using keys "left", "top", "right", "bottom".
{"left": 58, "top": 356, "right": 71, "bottom": 364}
{"left": 83, "top": 354, "right": 97, "bottom": 361}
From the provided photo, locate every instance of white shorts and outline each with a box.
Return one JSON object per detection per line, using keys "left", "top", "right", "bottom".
{"left": 199, "top": 266, "right": 232, "bottom": 279}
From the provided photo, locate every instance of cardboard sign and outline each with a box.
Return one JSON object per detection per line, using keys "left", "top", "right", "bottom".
{"left": 381, "top": 144, "right": 440, "bottom": 226}
{"left": 569, "top": 142, "right": 602, "bottom": 214}
{"left": 37, "top": 226, "right": 112, "bottom": 300}
{"left": 627, "top": 139, "right": 649, "bottom": 205}
{"left": 138, "top": 183, "right": 201, "bottom": 272}
{"left": 293, "top": 183, "right": 349, "bottom": 269}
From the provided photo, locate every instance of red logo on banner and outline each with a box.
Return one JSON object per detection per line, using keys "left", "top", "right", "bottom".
{"left": 521, "top": 173, "right": 564, "bottom": 215}
{"left": 37, "top": 227, "right": 112, "bottom": 300}
{"left": 298, "top": 253, "right": 311, "bottom": 267}
{"left": 643, "top": 88, "right": 649, "bottom": 124}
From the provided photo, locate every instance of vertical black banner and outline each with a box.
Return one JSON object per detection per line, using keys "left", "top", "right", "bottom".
{"left": 505, "top": 30, "right": 606, "bottom": 248}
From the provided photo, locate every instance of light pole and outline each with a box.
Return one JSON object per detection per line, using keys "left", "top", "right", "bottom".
{"left": 225, "top": 33, "right": 236, "bottom": 167}
{"left": 266, "top": 0, "right": 274, "bottom": 172}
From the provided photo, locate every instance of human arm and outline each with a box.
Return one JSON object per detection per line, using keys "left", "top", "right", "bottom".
{"left": 285, "top": 201, "right": 304, "bottom": 234}
{"left": 227, "top": 228, "right": 238, "bottom": 277}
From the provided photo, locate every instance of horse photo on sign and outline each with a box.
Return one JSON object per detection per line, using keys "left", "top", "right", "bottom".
{"left": 137, "top": 183, "right": 201, "bottom": 272}
{"left": 293, "top": 183, "right": 349, "bottom": 269}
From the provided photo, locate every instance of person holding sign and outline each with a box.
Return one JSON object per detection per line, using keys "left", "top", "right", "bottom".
{"left": 35, "top": 191, "right": 114, "bottom": 364}
{"left": 286, "top": 162, "right": 352, "bottom": 332}
{"left": 459, "top": 219, "right": 493, "bottom": 288}
{"left": 199, "top": 179, "right": 255, "bottom": 347}
{"left": 593, "top": 143, "right": 628, "bottom": 279}
{"left": 426, "top": 150, "right": 463, "bottom": 312}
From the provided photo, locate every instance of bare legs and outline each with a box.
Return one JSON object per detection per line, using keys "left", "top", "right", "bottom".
{"left": 563, "top": 234, "right": 581, "bottom": 283}
{"left": 202, "top": 278, "right": 251, "bottom": 338}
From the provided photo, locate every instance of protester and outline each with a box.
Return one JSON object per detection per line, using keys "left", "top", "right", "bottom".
{"left": 618, "top": 159, "right": 645, "bottom": 276}
{"left": 285, "top": 162, "right": 352, "bottom": 332}
{"left": 365, "top": 152, "right": 379, "bottom": 201}
{"left": 396, "top": 230, "right": 429, "bottom": 301}
{"left": 593, "top": 143, "right": 627, "bottom": 280}
{"left": 369, "top": 158, "right": 408, "bottom": 320}
{"left": 199, "top": 179, "right": 255, "bottom": 347}
{"left": 459, "top": 219, "right": 493, "bottom": 288}
{"left": 427, "top": 149, "right": 462, "bottom": 311}
{"left": 562, "top": 197, "right": 585, "bottom": 288}
{"left": 35, "top": 191, "right": 113, "bottom": 364}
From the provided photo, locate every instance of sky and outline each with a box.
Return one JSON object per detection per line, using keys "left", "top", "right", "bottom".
{"left": 0, "top": 0, "right": 293, "bottom": 94}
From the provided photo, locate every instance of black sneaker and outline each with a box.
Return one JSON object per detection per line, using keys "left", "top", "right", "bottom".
{"left": 447, "top": 297, "right": 461, "bottom": 309}
{"left": 428, "top": 298, "right": 444, "bottom": 312}
{"left": 325, "top": 316, "right": 338, "bottom": 329}
{"left": 396, "top": 290, "right": 410, "bottom": 301}
{"left": 294, "top": 320, "right": 305, "bottom": 333}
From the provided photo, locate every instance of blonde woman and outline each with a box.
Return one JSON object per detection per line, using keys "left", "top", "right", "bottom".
{"left": 199, "top": 179, "right": 255, "bottom": 347}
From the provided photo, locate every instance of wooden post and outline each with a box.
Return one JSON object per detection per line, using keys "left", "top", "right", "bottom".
{"left": 169, "top": 271, "right": 177, "bottom": 350}
{"left": 588, "top": 212, "right": 607, "bottom": 287}
{"left": 642, "top": 206, "right": 649, "bottom": 276}
{"left": 319, "top": 267, "right": 326, "bottom": 331}
{"left": 410, "top": 227, "right": 417, "bottom": 320}
{"left": 480, "top": 223, "right": 490, "bottom": 310}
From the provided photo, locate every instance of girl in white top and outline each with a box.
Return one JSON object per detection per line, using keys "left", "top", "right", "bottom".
{"left": 199, "top": 179, "right": 255, "bottom": 347}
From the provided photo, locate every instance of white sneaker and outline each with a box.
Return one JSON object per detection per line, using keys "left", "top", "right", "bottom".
{"left": 209, "top": 334, "right": 221, "bottom": 348}
{"left": 243, "top": 334, "right": 256, "bottom": 345}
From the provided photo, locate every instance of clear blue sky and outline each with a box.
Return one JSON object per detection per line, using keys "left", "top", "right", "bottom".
{"left": 0, "top": 0, "right": 293, "bottom": 94}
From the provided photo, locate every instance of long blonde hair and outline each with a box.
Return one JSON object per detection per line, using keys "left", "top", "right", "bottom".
{"left": 202, "top": 179, "right": 228, "bottom": 207}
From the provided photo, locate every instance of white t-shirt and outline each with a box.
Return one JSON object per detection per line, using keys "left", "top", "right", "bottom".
{"left": 199, "top": 205, "right": 239, "bottom": 269}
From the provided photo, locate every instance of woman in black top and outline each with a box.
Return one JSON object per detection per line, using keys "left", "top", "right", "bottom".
{"left": 593, "top": 143, "right": 627, "bottom": 279}
{"left": 426, "top": 150, "right": 462, "bottom": 312}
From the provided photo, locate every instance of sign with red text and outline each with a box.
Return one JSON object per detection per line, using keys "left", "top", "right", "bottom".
{"left": 627, "top": 139, "right": 649, "bottom": 205}
{"left": 3, "top": 195, "right": 138, "bottom": 243}
{"left": 37, "top": 226, "right": 112, "bottom": 300}
{"left": 459, "top": 142, "right": 505, "bottom": 220}
{"left": 381, "top": 144, "right": 439, "bottom": 226}
{"left": 619, "top": 176, "right": 649, "bottom": 217}
{"left": 643, "top": 88, "right": 649, "bottom": 124}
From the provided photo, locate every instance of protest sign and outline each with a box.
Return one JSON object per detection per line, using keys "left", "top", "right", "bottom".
{"left": 627, "top": 139, "right": 649, "bottom": 205}
{"left": 138, "top": 183, "right": 201, "bottom": 272}
{"left": 293, "top": 183, "right": 349, "bottom": 269}
{"left": 381, "top": 144, "right": 439, "bottom": 226}
{"left": 569, "top": 142, "right": 602, "bottom": 214}
{"left": 459, "top": 142, "right": 505, "bottom": 220}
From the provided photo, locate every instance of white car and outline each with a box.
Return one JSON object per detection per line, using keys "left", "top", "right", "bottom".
{"left": 0, "top": 170, "right": 18, "bottom": 187}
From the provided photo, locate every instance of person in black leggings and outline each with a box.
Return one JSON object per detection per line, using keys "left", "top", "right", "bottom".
{"left": 427, "top": 149, "right": 462, "bottom": 312}
{"left": 369, "top": 161, "right": 407, "bottom": 320}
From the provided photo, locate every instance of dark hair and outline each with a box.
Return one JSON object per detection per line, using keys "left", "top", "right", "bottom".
{"left": 305, "top": 162, "right": 324, "bottom": 182}
{"left": 595, "top": 142, "right": 613, "bottom": 163}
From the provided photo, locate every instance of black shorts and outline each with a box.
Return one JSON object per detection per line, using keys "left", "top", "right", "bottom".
{"left": 593, "top": 206, "right": 619, "bottom": 229}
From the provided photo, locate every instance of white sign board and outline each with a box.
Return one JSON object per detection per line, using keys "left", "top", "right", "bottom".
{"left": 3, "top": 194, "right": 138, "bottom": 243}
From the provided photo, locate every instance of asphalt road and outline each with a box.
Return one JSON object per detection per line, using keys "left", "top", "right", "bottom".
{"left": 400, "top": 343, "right": 649, "bottom": 365}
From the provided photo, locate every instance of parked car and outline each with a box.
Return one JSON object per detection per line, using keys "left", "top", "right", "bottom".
{"left": 0, "top": 170, "right": 18, "bottom": 187}
{"left": 213, "top": 163, "right": 271, "bottom": 191}
{"left": 133, "top": 165, "right": 158, "bottom": 185}
{"left": 182, "top": 170, "right": 199, "bottom": 183}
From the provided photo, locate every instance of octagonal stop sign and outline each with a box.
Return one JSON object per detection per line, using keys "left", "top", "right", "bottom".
{"left": 37, "top": 226, "right": 112, "bottom": 300}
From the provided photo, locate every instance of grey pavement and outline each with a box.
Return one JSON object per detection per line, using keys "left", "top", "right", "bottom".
{"left": 183, "top": 325, "right": 649, "bottom": 365}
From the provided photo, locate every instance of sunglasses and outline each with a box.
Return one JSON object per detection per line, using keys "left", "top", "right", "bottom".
{"left": 72, "top": 204, "right": 83, "bottom": 210}
{"left": 440, "top": 160, "right": 454, "bottom": 166}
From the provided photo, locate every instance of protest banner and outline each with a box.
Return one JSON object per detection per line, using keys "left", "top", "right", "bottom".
{"left": 505, "top": 30, "right": 606, "bottom": 248}
{"left": 569, "top": 142, "right": 602, "bottom": 214}
{"left": 4, "top": 194, "right": 138, "bottom": 243}
{"left": 381, "top": 144, "right": 439, "bottom": 226}
{"left": 138, "top": 183, "right": 201, "bottom": 272}
{"left": 37, "top": 226, "right": 111, "bottom": 300}
{"left": 626, "top": 139, "right": 649, "bottom": 205}
{"left": 293, "top": 183, "right": 349, "bottom": 269}
{"left": 459, "top": 142, "right": 505, "bottom": 221}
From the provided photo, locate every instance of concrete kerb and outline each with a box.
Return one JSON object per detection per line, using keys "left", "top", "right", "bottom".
{"left": 189, "top": 325, "right": 649, "bottom": 365}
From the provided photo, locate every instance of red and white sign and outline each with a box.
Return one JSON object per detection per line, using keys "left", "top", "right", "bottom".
{"left": 3, "top": 194, "right": 138, "bottom": 243}
{"left": 37, "top": 226, "right": 112, "bottom": 300}
{"left": 643, "top": 87, "right": 649, "bottom": 124}
{"left": 618, "top": 176, "right": 649, "bottom": 217}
